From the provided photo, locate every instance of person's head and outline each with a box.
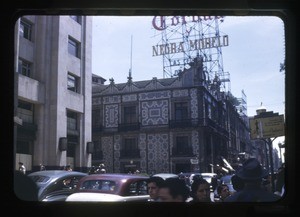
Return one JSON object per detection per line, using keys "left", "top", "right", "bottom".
{"left": 158, "top": 178, "right": 190, "bottom": 202}
{"left": 14, "top": 171, "right": 38, "bottom": 201}
{"left": 217, "top": 184, "right": 230, "bottom": 200}
{"left": 236, "top": 158, "right": 268, "bottom": 185}
{"left": 147, "top": 176, "right": 164, "bottom": 200}
{"left": 191, "top": 178, "right": 211, "bottom": 202}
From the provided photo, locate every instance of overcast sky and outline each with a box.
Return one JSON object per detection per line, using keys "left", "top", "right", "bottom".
{"left": 92, "top": 16, "right": 285, "bottom": 116}
{"left": 91, "top": 16, "right": 285, "bottom": 153}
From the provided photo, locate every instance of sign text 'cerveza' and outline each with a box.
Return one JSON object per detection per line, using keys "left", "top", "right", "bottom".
{"left": 152, "top": 16, "right": 229, "bottom": 57}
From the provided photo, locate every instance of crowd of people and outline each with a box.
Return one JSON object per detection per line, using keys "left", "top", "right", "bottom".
{"left": 146, "top": 158, "right": 284, "bottom": 202}
{"left": 15, "top": 158, "right": 284, "bottom": 203}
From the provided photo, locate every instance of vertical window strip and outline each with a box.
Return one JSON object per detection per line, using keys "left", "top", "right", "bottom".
{"left": 20, "top": 19, "right": 32, "bottom": 41}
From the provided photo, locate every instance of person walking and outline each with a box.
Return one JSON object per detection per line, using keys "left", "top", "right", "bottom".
{"left": 18, "top": 162, "right": 26, "bottom": 175}
{"left": 224, "top": 158, "right": 281, "bottom": 202}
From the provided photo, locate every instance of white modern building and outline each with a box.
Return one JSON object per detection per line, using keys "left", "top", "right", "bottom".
{"left": 14, "top": 15, "right": 93, "bottom": 172}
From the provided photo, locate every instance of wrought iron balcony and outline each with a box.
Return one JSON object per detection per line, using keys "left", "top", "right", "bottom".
{"left": 169, "top": 119, "right": 194, "bottom": 128}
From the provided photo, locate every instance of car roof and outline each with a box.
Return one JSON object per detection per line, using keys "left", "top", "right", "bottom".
{"left": 200, "top": 172, "right": 217, "bottom": 177}
{"left": 81, "top": 173, "right": 149, "bottom": 180}
{"left": 152, "top": 173, "right": 179, "bottom": 180}
{"left": 28, "top": 170, "right": 87, "bottom": 178}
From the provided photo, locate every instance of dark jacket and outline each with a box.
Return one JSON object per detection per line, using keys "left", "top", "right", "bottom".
{"left": 224, "top": 185, "right": 281, "bottom": 202}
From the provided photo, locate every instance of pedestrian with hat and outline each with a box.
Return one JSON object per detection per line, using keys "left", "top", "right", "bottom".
{"left": 224, "top": 158, "right": 281, "bottom": 202}
{"left": 18, "top": 162, "right": 26, "bottom": 175}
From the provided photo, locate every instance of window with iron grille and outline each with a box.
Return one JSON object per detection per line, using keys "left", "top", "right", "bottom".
{"left": 174, "top": 102, "right": 188, "bottom": 120}
{"left": 175, "top": 136, "right": 189, "bottom": 154}
{"left": 123, "top": 105, "right": 137, "bottom": 123}
{"left": 124, "top": 138, "right": 138, "bottom": 150}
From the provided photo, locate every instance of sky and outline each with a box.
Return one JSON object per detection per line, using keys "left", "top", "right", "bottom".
{"left": 91, "top": 16, "right": 285, "bottom": 156}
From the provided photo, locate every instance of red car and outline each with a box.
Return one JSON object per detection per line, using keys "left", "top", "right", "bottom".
{"left": 66, "top": 173, "right": 150, "bottom": 202}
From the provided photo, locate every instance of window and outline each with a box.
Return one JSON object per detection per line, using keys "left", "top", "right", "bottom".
{"left": 92, "top": 108, "right": 102, "bottom": 129}
{"left": 67, "top": 110, "right": 77, "bottom": 130}
{"left": 123, "top": 105, "right": 137, "bottom": 123}
{"left": 18, "top": 59, "right": 32, "bottom": 77}
{"left": 70, "top": 15, "right": 82, "bottom": 24}
{"left": 68, "top": 37, "right": 80, "bottom": 58}
{"left": 16, "top": 140, "right": 32, "bottom": 155}
{"left": 20, "top": 19, "right": 32, "bottom": 41}
{"left": 174, "top": 102, "right": 188, "bottom": 120}
{"left": 175, "top": 136, "right": 189, "bottom": 154}
{"left": 18, "top": 100, "right": 34, "bottom": 123}
{"left": 124, "top": 138, "right": 137, "bottom": 151}
{"left": 67, "top": 135, "right": 77, "bottom": 158}
{"left": 128, "top": 180, "right": 148, "bottom": 196}
{"left": 92, "top": 140, "right": 103, "bottom": 160}
{"left": 67, "top": 73, "right": 79, "bottom": 92}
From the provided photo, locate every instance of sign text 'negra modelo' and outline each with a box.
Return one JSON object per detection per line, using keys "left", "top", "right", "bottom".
{"left": 152, "top": 35, "right": 229, "bottom": 57}
{"left": 152, "top": 16, "right": 229, "bottom": 57}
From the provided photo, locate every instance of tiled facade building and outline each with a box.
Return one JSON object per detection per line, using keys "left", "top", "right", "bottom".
{"left": 92, "top": 56, "right": 252, "bottom": 174}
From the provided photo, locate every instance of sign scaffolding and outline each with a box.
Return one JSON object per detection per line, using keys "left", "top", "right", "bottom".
{"left": 152, "top": 15, "right": 230, "bottom": 93}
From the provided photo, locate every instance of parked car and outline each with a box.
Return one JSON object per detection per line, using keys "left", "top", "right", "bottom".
{"left": 28, "top": 170, "right": 87, "bottom": 201}
{"left": 152, "top": 173, "right": 179, "bottom": 180}
{"left": 66, "top": 173, "right": 150, "bottom": 202}
{"left": 177, "top": 172, "right": 202, "bottom": 188}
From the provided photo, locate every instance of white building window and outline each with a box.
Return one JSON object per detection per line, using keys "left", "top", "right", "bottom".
{"left": 20, "top": 19, "right": 32, "bottom": 41}
{"left": 68, "top": 37, "right": 80, "bottom": 58}
{"left": 18, "top": 58, "right": 32, "bottom": 77}
{"left": 67, "top": 73, "right": 79, "bottom": 93}
{"left": 70, "top": 15, "right": 82, "bottom": 24}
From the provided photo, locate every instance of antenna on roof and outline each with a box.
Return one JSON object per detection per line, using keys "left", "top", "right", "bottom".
{"left": 128, "top": 35, "right": 133, "bottom": 81}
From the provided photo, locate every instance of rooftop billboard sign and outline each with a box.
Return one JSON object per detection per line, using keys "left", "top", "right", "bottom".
{"left": 249, "top": 114, "right": 285, "bottom": 139}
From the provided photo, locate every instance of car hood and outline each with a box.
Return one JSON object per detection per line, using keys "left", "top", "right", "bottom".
{"left": 66, "top": 192, "right": 150, "bottom": 202}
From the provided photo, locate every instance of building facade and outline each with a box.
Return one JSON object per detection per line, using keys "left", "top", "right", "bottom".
{"left": 14, "top": 15, "right": 93, "bottom": 172}
{"left": 92, "top": 56, "right": 252, "bottom": 174}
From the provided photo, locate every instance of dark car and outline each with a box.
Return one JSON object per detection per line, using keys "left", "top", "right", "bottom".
{"left": 28, "top": 170, "right": 87, "bottom": 201}
{"left": 66, "top": 173, "right": 150, "bottom": 202}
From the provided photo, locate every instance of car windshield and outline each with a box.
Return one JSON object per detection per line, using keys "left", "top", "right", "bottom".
{"left": 29, "top": 175, "right": 50, "bottom": 183}
{"left": 80, "top": 180, "right": 117, "bottom": 193}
